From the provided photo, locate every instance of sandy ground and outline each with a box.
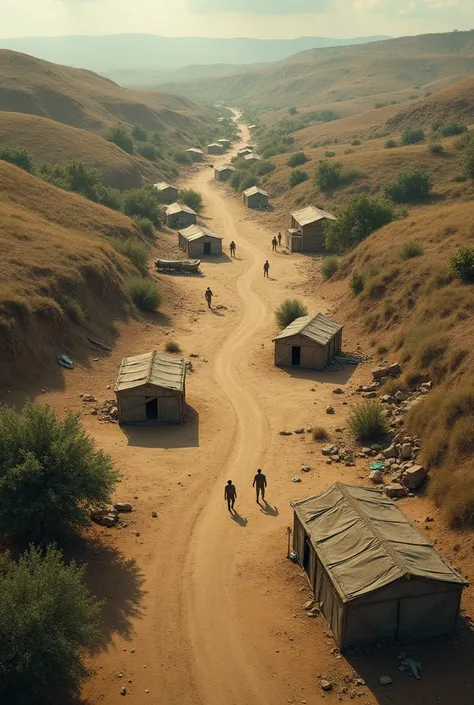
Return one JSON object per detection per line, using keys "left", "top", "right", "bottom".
{"left": 10, "top": 120, "right": 474, "bottom": 704}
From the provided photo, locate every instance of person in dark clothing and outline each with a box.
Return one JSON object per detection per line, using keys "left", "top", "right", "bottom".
{"left": 278, "top": 232, "right": 282, "bottom": 246}
{"left": 263, "top": 260, "right": 270, "bottom": 277}
{"left": 224, "top": 480, "right": 237, "bottom": 511}
{"left": 272, "top": 236, "right": 278, "bottom": 251}
{"left": 230, "top": 241, "right": 236, "bottom": 257}
{"left": 253, "top": 468, "right": 267, "bottom": 503}
{"left": 205, "top": 287, "right": 213, "bottom": 309}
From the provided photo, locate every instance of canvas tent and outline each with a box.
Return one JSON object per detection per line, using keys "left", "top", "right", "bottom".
{"left": 293, "top": 484, "right": 467, "bottom": 650}
{"left": 115, "top": 351, "right": 186, "bottom": 424}
{"left": 273, "top": 312, "right": 342, "bottom": 369}
{"left": 178, "top": 224, "right": 223, "bottom": 257}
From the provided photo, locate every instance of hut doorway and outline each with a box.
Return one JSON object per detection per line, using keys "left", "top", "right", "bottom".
{"left": 203, "top": 242, "right": 211, "bottom": 255}
{"left": 146, "top": 397, "right": 158, "bottom": 420}
{"left": 291, "top": 346, "right": 301, "bottom": 366}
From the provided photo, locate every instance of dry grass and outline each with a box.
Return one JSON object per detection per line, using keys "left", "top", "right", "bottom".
{"left": 312, "top": 426, "right": 329, "bottom": 442}
{"left": 165, "top": 341, "right": 182, "bottom": 354}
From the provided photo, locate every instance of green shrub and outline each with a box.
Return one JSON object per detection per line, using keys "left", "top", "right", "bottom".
{"left": 132, "top": 124, "right": 148, "bottom": 142}
{"left": 173, "top": 150, "right": 192, "bottom": 165}
{"left": 165, "top": 341, "right": 181, "bottom": 353}
{"left": 288, "top": 106, "right": 297, "bottom": 115}
{"left": 437, "top": 123, "right": 468, "bottom": 137}
{"left": 289, "top": 168, "right": 308, "bottom": 188}
{"left": 351, "top": 139, "right": 361, "bottom": 146}
{"left": 128, "top": 276, "right": 162, "bottom": 311}
{"left": 105, "top": 125, "right": 134, "bottom": 153}
{"left": 459, "top": 142, "right": 474, "bottom": 179}
{"left": 399, "top": 240, "right": 424, "bottom": 260}
{"left": 0, "top": 401, "right": 118, "bottom": 543}
{"left": 122, "top": 188, "right": 163, "bottom": 226}
{"left": 321, "top": 256, "right": 339, "bottom": 280}
{"left": 312, "top": 426, "right": 329, "bottom": 442}
{"left": 0, "top": 545, "right": 101, "bottom": 704}
{"left": 450, "top": 247, "right": 474, "bottom": 282}
{"left": 179, "top": 188, "right": 203, "bottom": 213}
{"left": 111, "top": 237, "right": 149, "bottom": 270}
{"left": 401, "top": 128, "right": 425, "bottom": 146}
{"left": 429, "top": 142, "right": 444, "bottom": 155}
{"left": 254, "top": 160, "right": 275, "bottom": 176}
{"left": 324, "top": 195, "right": 402, "bottom": 253}
{"left": 132, "top": 216, "right": 155, "bottom": 237}
{"left": 325, "top": 150, "right": 336, "bottom": 158}
{"left": 275, "top": 299, "right": 308, "bottom": 328}
{"left": 382, "top": 169, "right": 432, "bottom": 203}
{"left": 348, "top": 401, "right": 389, "bottom": 441}
{"left": 350, "top": 273, "right": 365, "bottom": 295}
{"left": 136, "top": 142, "right": 160, "bottom": 161}
{"left": 239, "top": 174, "right": 258, "bottom": 191}
{"left": 0, "top": 147, "right": 33, "bottom": 172}
{"left": 287, "top": 151, "right": 308, "bottom": 167}
{"left": 385, "top": 139, "right": 397, "bottom": 149}
{"left": 100, "top": 186, "right": 123, "bottom": 211}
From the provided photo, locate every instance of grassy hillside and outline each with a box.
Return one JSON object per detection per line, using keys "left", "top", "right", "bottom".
{"left": 0, "top": 161, "right": 143, "bottom": 379}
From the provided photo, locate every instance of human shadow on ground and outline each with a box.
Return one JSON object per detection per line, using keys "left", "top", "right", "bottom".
{"left": 122, "top": 404, "right": 199, "bottom": 448}
{"left": 211, "top": 308, "right": 225, "bottom": 317}
{"left": 231, "top": 511, "right": 248, "bottom": 527}
{"left": 260, "top": 501, "right": 279, "bottom": 517}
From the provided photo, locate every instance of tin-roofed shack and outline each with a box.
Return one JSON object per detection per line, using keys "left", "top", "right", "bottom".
{"left": 287, "top": 205, "right": 336, "bottom": 253}
{"left": 115, "top": 352, "right": 186, "bottom": 424}
{"left": 293, "top": 484, "right": 468, "bottom": 650}
{"left": 243, "top": 186, "right": 268, "bottom": 209}
{"left": 273, "top": 312, "right": 342, "bottom": 369}
{"left": 166, "top": 202, "right": 197, "bottom": 229}
{"left": 153, "top": 181, "right": 179, "bottom": 204}
{"left": 178, "top": 224, "right": 223, "bottom": 257}
{"left": 185, "top": 148, "right": 204, "bottom": 162}
{"left": 214, "top": 164, "right": 235, "bottom": 182}
{"left": 207, "top": 143, "right": 224, "bottom": 155}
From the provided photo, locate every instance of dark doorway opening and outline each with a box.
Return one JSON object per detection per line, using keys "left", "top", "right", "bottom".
{"left": 146, "top": 398, "right": 158, "bottom": 420}
{"left": 291, "top": 346, "right": 301, "bottom": 366}
{"left": 303, "top": 539, "right": 311, "bottom": 571}
{"left": 203, "top": 242, "right": 211, "bottom": 255}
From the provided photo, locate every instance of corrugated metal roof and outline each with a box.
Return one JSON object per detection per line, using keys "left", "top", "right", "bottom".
{"left": 244, "top": 153, "right": 262, "bottom": 161}
{"left": 154, "top": 181, "right": 177, "bottom": 192}
{"left": 294, "top": 484, "right": 467, "bottom": 602}
{"left": 215, "top": 164, "right": 234, "bottom": 172}
{"left": 243, "top": 186, "right": 268, "bottom": 197}
{"left": 292, "top": 205, "right": 336, "bottom": 227}
{"left": 237, "top": 148, "right": 252, "bottom": 155}
{"left": 217, "top": 138, "right": 230, "bottom": 143}
{"left": 115, "top": 352, "right": 186, "bottom": 393}
{"left": 185, "top": 148, "right": 204, "bottom": 154}
{"left": 179, "top": 224, "right": 223, "bottom": 242}
{"left": 207, "top": 143, "right": 224, "bottom": 148}
{"left": 272, "top": 312, "right": 342, "bottom": 345}
{"left": 166, "top": 202, "right": 197, "bottom": 216}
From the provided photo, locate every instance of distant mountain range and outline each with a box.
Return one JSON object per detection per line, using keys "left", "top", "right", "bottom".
{"left": 0, "top": 34, "right": 390, "bottom": 80}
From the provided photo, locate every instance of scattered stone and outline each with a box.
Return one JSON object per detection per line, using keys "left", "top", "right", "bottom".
{"left": 292, "top": 477, "right": 302, "bottom": 483}
{"left": 371, "top": 444, "right": 383, "bottom": 452}
{"left": 320, "top": 680, "right": 333, "bottom": 692}
{"left": 331, "top": 455, "right": 341, "bottom": 463}
{"left": 280, "top": 430, "right": 293, "bottom": 436}
{"left": 425, "top": 516, "right": 434, "bottom": 522}
{"left": 304, "top": 599, "right": 315, "bottom": 610}
{"left": 114, "top": 503, "right": 133, "bottom": 513}
{"left": 395, "top": 391, "right": 408, "bottom": 402}
{"left": 379, "top": 676, "right": 393, "bottom": 686}
{"left": 301, "top": 465, "right": 312, "bottom": 473}
{"left": 120, "top": 687, "right": 126, "bottom": 696}
{"left": 380, "top": 394, "right": 393, "bottom": 404}
{"left": 372, "top": 366, "right": 388, "bottom": 382}
{"left": 322, "top": 444, "right": 336, "bottom": 456}
{"left": 402, "top": 464, "right": 428, "bottom": 490}
{"left": 362, "top": 447, "right": 372, "bottom": 455}
{"left": 326, "top": 406, "right": 335, "bottom": 415}
{"left": 421, "top": 381, "right": 432, "bottom": 391}
{"left": 81, "top": 394, "right": 96, "bottom": 402}
{"left": 135, "top": 532, "right": 140, "bottom": 537}
{"left": 189, "top": 353, "right": 199, "bottom": 358}
{"left": 362, "top": 391, "right": 377, "bottom": 399}
{"left": 333, "top": 388, "right": 344, "bottom": 395}
{"left": 383, "top": 444, "right": 399, "bottom": 460}
{"left": 294, "top": 428, "right": 305, "bottom": 434}
{"left": 400, "top": 444, "right": 413, "bottom": 460}
{"left": 91, "top": 509, "right": 118, "bottom": 527}
{"left": 152, "top": 511, "right": 158, "bottom": 518}
{"left": 369, "top": 470, "right": 383, "bottom": 484}
{"left": 387, "top": 363, "right": 401, "bottom": 377}
{"left": 90, "top": 409, "right": 98, "bottom": 416}
{"left": 385, "top": 483, "right": 409, "bottom": 499}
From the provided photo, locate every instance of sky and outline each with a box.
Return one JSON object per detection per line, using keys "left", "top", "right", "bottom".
{"left": 0, "top": 0, "right": 473, "bottom": 39}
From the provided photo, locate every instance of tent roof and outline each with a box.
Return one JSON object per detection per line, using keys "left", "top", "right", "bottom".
{"left": 208, "top": 142, "right": 223, "bottom": 148}
{"left": 166, "top": 202, "right": 197, "bottom": 216}
{"left": 185, "top": 147, "right": 204, "bottom": 154}
{"left": 292, "top": 205, "right": 336, "bottom": 226}
{"left": 244, "top": 153, "right": 262, "bottom": 161}
{"left": 115, "top": 351, "right": 186, "bottom": 393}
{"left": 154, "top": 181, "right": 177, "bottom": 192}
{"left": 215, "top": 164, "right": 235, "bottom": 172}
{"left": 178, "top": 224, "right": 223, "bottom": 242}
{"left": 244, "top": 186, "right": 268, "bottom": 197}
{"left": 273, "top": 312, "right": 342, "bottom": 345}
{"left": 293, "top": 483, "right": 468, "bottom": 603}
{"left": 217, "top": 138, "right": 231, "bottom": 143}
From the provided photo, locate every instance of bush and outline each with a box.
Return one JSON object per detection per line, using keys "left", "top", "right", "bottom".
{"left": 132, "top": 124, "right": 148, "bottom": 142}
{"left": 128, "top": 276, "right": 162, "bottom": 311}
{"left": 450, "top": 247, "right": 474, "bottom": 282}
{"left": 401, "top": 128, "right": 425, "bottom": 146}
{"left": 111, "top": 237, "right": 149, "bottom": 270}
{"left": 122, "top": 188, "right": 163, "bottom": 226}
{"left": 0, "top": 147, "right": 33, "bottom": 172}
{"left": 132, "top": 216, "right": 155, "bottom": 237}
{"left": 0, "top": 545, "right": 101, "bottom": 704}
{"left": 385, "top": 139, "right": 397, "bottom": 149}
{"left": 288, "top": 107, "right": 297, "bottom": 115}
{"left": 325, "top": 150, "right": 336, "bottom": 158}
{"left": 136, "top": 142, "right": 160, "bottom": 161}
{"left": 105, "top": 125, "right": 134, "bottom": 153}
{"left": 287, "top": 151, "right": 308, "bottom": 167}
{"left": 253, "top": 160, "right": 275, "bottom": 176}
{"left": 350, "top": 273, "right": 365, "bottom": 295}
{"left": 165, "top": 341, "right": 181, "bottom": 353}
{"left": 429, "top": 142, "right": 444, "bottom": 155}
{"left": 179, "top": 188, "right": 203, "bottom": 213}
{"left": 289, "top": 169, "right": 308, "bottom": 188}
{"left": 437, "top": 123, "right": 468, "bottom": 137}
{"left": 315, "top": 160, "right": 356, "bottom": 191}
{"left": 312, "top": 426, "right": 329, "bottom": 442}
{"left": 321, "top": 256, "right": 339, "bottom": 280}
{"left": 100, "top": 186, "right": 123, "bottom": 211}
{"left": 382, "top": 169, "right": 432, "bottom": 203}
{"left": 42, "top": 160, "right": 104, "bottom": 202}
{"left": 173, "top": 150, "right": 192, "bottom": 165}
{"left": 0, "top": 401, "right": 118, "bottom": 543}
{"left": 239, "top": 174, "right": 258, "bottom": 191}
{"left": 459, "top": 142, "right": 474, "bottom": 179}
{"left": 351, "top": 139, "right": 361, "bottom": 146}
{"left": 324, "top": 195, "right": 401, "bottom": 253}
{"left": 348, "top": 401, "right": 389, "bottom": 441}
{"left": 399, "top": 240, "right": 424, "bottom": 260}
{"left": 275, "top": 299, "right": 308, "bottom": 328}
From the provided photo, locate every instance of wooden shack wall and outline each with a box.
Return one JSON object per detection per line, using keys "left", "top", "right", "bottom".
{"left": 215, "top": 169, "right": 232, "bottom": 181}
{"left": 187, "top": 151, "right": 203, "bottom": 162}
{"left": 187, "top": 237, "right": 222, "bottom": 258}
{"left": 246, "top": 193, "right": 268, "bottom": 209}
{"left": 274, "top": 334, "right": 330, "bottom": 369}
{"left": 117, "top": 383, "right": 184, "bottom": 424}
{"left": 301, "top": 222, "right": 326, "bottom": 252}
{"left": 167, "top": 212, "right": 197, "bottom": 229}
{"left": 208, "top": 145, "right": 224, "bottom": 155}
{"left": 157, "top": 187, "right": 178, "bottom": 204}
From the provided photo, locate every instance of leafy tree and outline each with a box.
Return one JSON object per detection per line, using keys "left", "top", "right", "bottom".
{"left": 41, "top": 160, "right": 104, "bottom": 203}
{"left": 179, "top": 189, "right": 203, "bottom": 213}
{"left": 132, "top": 124, "right": 148, "bottom": 142}
{"left": 100, "top": 186, "right": 123, "bottom": 211}
{"left": 315, "top": 160, "right": 355, "bottom": 191}
{"left": 0, "top": 401, "right": 118, "bottom": 543}
{"left": 105, "top": 125, "right": 134, "bottom": 154}
{"left": 173, "top": 150, "right": 192, "bottom": 165}
{"left": 289, "top": 168, "right": 308, "bottom": 188}
{"left": 0, "top": 147, "right": 33, "bottom": 172}
{"left": 351, "top": 273, "right": 365, "bottom": 295}
{"left": 324, "top": 194, "right": 402, "bottom": 253}
{"left": 382, "top": 169, "right": 432, "bottom": 203}
{"left": 136, "top": 142, "right": 160, "bottom": 161}
{"left": 401, "top": 128, "right": 425, "bottom": 146}
{"left": 459, "top": 142, "right": 474, "bottom": 179}
{"left": 239, "top": 174, "right": 259, "bottom": 192}
{"left": 253, "top": 160, "right": 275, "bottom": 176}
{"left": 287, "top": 152, "right": 308, "bottom": 167}
{"left": 122, "top": 188, "right": 163, "bottom": 226}
{"left": 450, "top": 247, "right": 474, "bottom": 282}
{"left": 0, "top": 545, "right": 101, "bottom": 705}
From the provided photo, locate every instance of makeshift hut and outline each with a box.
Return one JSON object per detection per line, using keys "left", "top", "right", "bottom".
{"left": 153, "top": 181, "right": 179, "bottom": 204}
{"left": 293, "top": 484, "right": 468, "bottom": 650}
{"left": 166, "top": 202, "right": 197, "bottom": 229}
{"left": 286, "top": 205, "right": 336, "bottom": 253}
{"left": 217, "top": 138, "right": 231, "bottom": 149}
{"left": 214, "top": 164, "right": 235, "bottom": 182}
{"left": 185, "top": 148, "right": 204, "bottom": 162}
{"left": 237, "top": 147, "right": 253, "bottom": 157}
{"left": 273, "top": 312, "right": 342, "bottom": 369}
{"left": 243, "top": 186, "right": 269, "bottom": 209}
{"left": 207, "top": 143, "right": 224, "bottom": 155}
{"left": 244, "top": 153, "right": 262, "bottom": 164}
{"left": 178, "top": 224, "right": 223, "bottom": 257}
{"left": 115, "top": 351, "right": 186, "bottom": 424}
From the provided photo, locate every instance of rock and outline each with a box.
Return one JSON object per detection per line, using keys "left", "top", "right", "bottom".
{"left": 371, "top": 444, "right": 383, "bottom": 452}
{"left": 320, "top": 680, "right": 333, "bottom": 692}
{"left": 425, "top": 516, "right": 434, "bottom": 522}
{"left": 333, "top": 388, "right": 344, "bottom": 394}
{"left": 101, "top": 514, "right": 117, "bottom": 527}
{"left": 82, "top": 394, "right": 96, "bottom": 402}
{"left": 304, "top": 599, "right": 315, "bottom": 610}
{"left": 379, "top": 676, "right": 393, "bottom": 686}
{"left": 292, "top": 477, "right": 302, "bottom": 483}
{"left": 400, "top": 443, "right": 413, "bottom": 460}
{"left": 152, "top": 511, "right": 158, "bottom": 518}
{"left": 383, "top": 444, "right": 399, "bottom": 459}
{"left": 294, "top": 428, "right": 305, "bottom": 434}
{"left": 369, "top": 470, "right": 383, "bottom": 484}
{"left": 395, "top": 391, "right": 408, "bottom": 402}
{"left": 372, "top": 366, "right": 388, "bottom": 381}
{"left": 362, "top": 391, "right": 377, "bottom": 399}
{"left": 326, "top": 406, "right": 335, "bottom": 415}
{"left": 301, "top": 465, "right": 312, "bottom": 473}
{"left": 380, "top": 394, "right": 393, "bottom": 404}
{"left": 385, "top": 483, "right": 409, "bottom": 499}
{"left": 421, "top": 381, "right": 433, "bottom": 391}
{"left": 114, "top": 502, "right": 133, "bottom": 513}
{"left": 362, "top": 447, "right": 372, "bottom": 455}
{"left": 331, "top": 455, "right": 341, "bottom": 463}
{"left": 90, "top": 409, "right": 98, "bottom": 415}
{"left": 402, "top": 464, "right": 428, "bottom": 490}
{"left": 280, "top": 430, "right": 293, "bottom": 436}
{"left": 387, "top": 363, "right": 401, "bottom": 377}
{"left": 120, "top": 686, "right": 127, "bottom": 695}
{"left": 91, "top": 508, "right": 118, "bottom": 526}
{"left": 322, "top": 444, "right": 336, "bottom": 456}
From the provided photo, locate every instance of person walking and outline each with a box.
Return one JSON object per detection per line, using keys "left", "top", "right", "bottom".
{"left": 272, "top": 236, "right": 278, "bottom": 252}
{"left": 205, "top": 287, "right": 213, "bottom": 309}
{"left": 224, "top": 480, "right": 237, "bottom": 512}
{"left": 263, "top": 260, "right": 270, "bottom": 278}
{"left": 229, "top": 241, "right": 236, "bottom": 257}
{"left": 278, "top": 232, "right": 282, "bottom": 247}
{"left": 253, "top": 468, "right": 267, "bottom": 503}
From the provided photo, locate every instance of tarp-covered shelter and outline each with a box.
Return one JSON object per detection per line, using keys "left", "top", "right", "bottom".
{"left": 166, "top": 202, "right": 197, "bottom": 229}
{"left": 153, "top": 181, "right": 179, "bottom": 204}
{"left": 243, "top": 186, "right": 268, "bottom": 209}
{"left": 293, "top": 484, "right": 468, "bottom": 650}
{"left": 273, "top": 312, "right": 342, "bottom": 369}
{"left": 178, "top": 224, "right": 223, "bottom": 257}
{"left": 287, "top": 205, "right": 336, "bottom": 253}
{"left": 115, "top": 352, "right": 186, "bottom": 424}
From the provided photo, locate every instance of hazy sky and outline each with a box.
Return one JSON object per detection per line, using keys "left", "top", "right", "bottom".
{"left": 0, "top": 0, "right": 473, "bottom": 39}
